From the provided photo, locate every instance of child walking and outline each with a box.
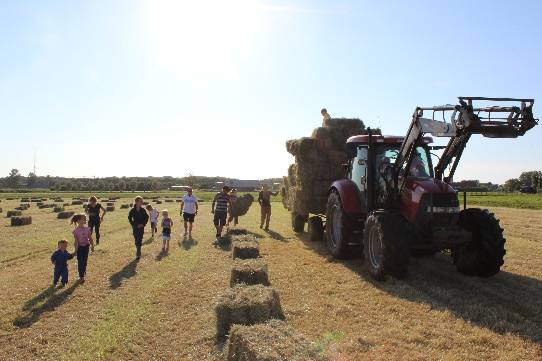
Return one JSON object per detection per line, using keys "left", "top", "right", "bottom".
{"left": 51, "top": 240, "right": 74, "bottom": 288}
{"left": 128, "top": 196, "right": 149, "bottom": 260}
{"left": 147, "top": 204, "right": 159, "bottom": 237}
{"left": 161, "top": 210, "right": 173, "bottom": 252}
{"left": 71, "top": 214, "right": 94, "bottom": 283}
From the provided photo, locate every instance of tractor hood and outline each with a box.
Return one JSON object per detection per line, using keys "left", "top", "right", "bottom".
{"left": 400, "top": 177, "right": 457, "bottom": 223}
{"left": 404, "top": 177, "right": 456, "bottom": 200}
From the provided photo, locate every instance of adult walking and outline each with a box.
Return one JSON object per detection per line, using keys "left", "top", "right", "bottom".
{"left": 211, "top": 186, "right": 231, "bottom": 239}
{"left": 86, "top": 196, "right": 106, "bottom": 245}
{"left": 180, "top": 187, "right": 198, "bottom": 239}
{"left": 128, "top": 196, "right": 149, "bottom": 260}
{"left": 258, "top": 184, "right": 279, "bottom": 231}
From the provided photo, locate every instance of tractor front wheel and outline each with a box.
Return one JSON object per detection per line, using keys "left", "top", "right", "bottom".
{"left": 308, "top": 216, "right": 324, "bottom": 242}
{"left": 363, "top": 211, "right": 410, "bottom": 281}
{"left": 454, "top": 208, "right": 506, "bottom": 277}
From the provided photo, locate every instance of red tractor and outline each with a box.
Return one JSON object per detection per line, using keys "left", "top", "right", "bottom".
{"left": 311, "top": 97, "right": 538, "bottom": 280}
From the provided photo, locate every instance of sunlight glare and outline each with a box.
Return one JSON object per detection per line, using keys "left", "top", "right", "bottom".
{"left": 145, "top": 0, "right": 259, "bottom": 80}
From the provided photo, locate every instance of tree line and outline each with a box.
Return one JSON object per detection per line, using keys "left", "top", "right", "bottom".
{"left": 1, "top": 169, "right": 280, "bottom": 192}
{"left": 503, "top": 171, "right": 542, "bottom": 192}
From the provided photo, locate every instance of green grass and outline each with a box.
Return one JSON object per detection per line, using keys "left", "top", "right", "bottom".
{"left": 462, "top": 192, "right": 542, "bottom": 210}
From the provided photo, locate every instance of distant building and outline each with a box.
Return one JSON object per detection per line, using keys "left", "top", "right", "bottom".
{"left": 224, "top": 179, "right": 260, "bottom": 191}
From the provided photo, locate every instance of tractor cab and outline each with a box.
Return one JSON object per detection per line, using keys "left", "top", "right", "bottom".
{"left": 345, "top": 134, "right": 435, "bottom": 213}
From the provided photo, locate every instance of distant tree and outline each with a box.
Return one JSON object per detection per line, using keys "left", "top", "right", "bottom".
{"left": 519, "top": 171, "right": 542, "bottom": 190}
{"left": 503, "top": 178, "right": 521, "bottom": 192}
{"left": 7, "top": 169, "right": 22, "bottom": 188}
{"left": 117, "top": 181, "right": 126, "bottom": 191}
{"left": 27, "top": 172, "right": 37, "bottom": 188}
{"left": 185, "top": 173, "right": 196, "bottom": 187}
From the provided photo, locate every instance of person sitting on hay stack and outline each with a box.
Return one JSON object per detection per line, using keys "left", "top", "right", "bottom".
{"left": 321, "top": 107, "right": 331, "bottom": 126}
{"left": 258, "top": 184, "right": 279, "bottom": 231}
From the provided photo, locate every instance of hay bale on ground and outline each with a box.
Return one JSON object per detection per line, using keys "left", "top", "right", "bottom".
{"left": 11, "top": 216, "right": 32, "bottom": 226}
{"left": 107, "top": 202, "right": 114, "bottom": 206}
{"left": 106, "top": 206, "right": 115, "bottom": 212}
{"left": 232, "top": 240, "right": 260, "bottom": 259}
{"left": 0, "top": 207, "right": 2, "bottom": 213}
{"left": 231, "top": 194, "right": 254, "bottom": 217}
{"left": 155, "top": 200, "right": 162, "bottom": 204}
{"left": 6, "top": 210, "right": 22, "bottom": 217}
{"left": 71, "top": 200, "right": 83, "bottom": 205}
{"left": 165, "top": 199, "right": 173, "bottom": 203}
{"left": 63, "top": 203, "right": 70, "bottom": 207}
{"left": 57, "top": 211, "right": 75, "bottom": 219}
{"left": 120, "top": 204, "right": 129, "bottom": 209}
{"left": 38, "top": 204, "right": 54, "bottom": 209}
{"left": 215, "top": 285, "right": 285, "bottom": 339}
{"left": 225, "top": 320, "right": 322, "bottom": 361}
{"left": 53, "top": 206, "right": 65, "bottom": 213}
{"left": 230, "top": 259, "right": 270, "bottom": 287}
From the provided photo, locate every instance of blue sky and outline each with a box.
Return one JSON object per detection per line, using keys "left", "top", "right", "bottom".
{"left": 0, "top": 0, "right": 540, "bottom": 183}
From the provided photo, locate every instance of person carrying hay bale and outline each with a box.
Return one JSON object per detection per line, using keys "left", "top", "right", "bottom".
{"left": 227, "top": 188, "right": 239, "bottom": 227}
{"left": 258, "top": 184, "right": 278, "bottom": 231}
{"left": 212, "top": 186, "right": 232, "bottom": 240}
{"left": 85, "top": 196, "right": 106, "bottom": 245}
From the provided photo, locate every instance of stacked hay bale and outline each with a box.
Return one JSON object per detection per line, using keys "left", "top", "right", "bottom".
{"left": 230, "top": 194, "right": 254, "bottom": 217}
{"left": 225, "top": 320, "right": 322, "bottom": 361}
{"left": 11, "top": 216, "right": 32, "bottom": 226}
{"left": 53, "top": 206, "right": 65, "bottom": 213}
{"left": 215, "top": 284, "right": 285, "bottom": 339}
{"left": 283, "top": 118, "right": 366, "bottom": 218}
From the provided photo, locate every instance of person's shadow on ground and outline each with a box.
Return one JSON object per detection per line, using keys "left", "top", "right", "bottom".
{"left": 181, "top": 237, "right": 198, "bottom": 251}
{"left": 13, "top": 282, "right": 80, "bottom": 328}
{"left": 264, "top": 229, "right": 287, "bottom": 242}
{"left": 142, "top": 235, "right": 155, "bottom": 245}
{"left": 155, "top": 248, "right": 169, "bottom": 261}
{"left": 109, "top": 259, "right": 138, "bottom": 289}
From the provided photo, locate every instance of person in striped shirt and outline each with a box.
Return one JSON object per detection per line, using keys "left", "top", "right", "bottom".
{"left": 212, "top": 186, "right": 232, "bottom": 238}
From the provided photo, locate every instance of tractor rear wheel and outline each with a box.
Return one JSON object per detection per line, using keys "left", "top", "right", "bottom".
{"left": 308, "top": 216, "right": 324, "bottom": 242}
{"left": 363, "top": 211, "right": 410, "bottom": 281}
{"left": 454, "top": 208, "right": 506, "bottom": 277}
{"left": 291, "top": 213, "right": 306, "bottom": 233}
{"left": 325, "top": 191, "right": 352, "bottom": 259}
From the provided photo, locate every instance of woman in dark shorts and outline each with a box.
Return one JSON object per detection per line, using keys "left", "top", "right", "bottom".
{"left": 86, "top": 196, "right": 106, "bottom": 245}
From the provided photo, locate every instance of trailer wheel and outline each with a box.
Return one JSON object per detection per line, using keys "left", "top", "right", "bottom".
{"left": 454, "top": 208, "right": 506, "bottom": 277}
{"left": 363, "top": 211, "right": 410, "bottom": 281}
{"left": 308, "top": 216, "right": 323, "bottom": 242}
{"left": 325, "top": 191, "right": 352, "bottom": 259}
{"left": 291, "top": 213, "right": 306, "bottom": 233}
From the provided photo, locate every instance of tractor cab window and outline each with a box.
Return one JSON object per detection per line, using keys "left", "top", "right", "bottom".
{"left": 409, "top": 148, "right": 431, "bottom": 177}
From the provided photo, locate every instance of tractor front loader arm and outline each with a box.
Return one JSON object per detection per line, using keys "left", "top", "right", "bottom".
{"left": 392, "top": 97, "right": 538, "bottom": 195}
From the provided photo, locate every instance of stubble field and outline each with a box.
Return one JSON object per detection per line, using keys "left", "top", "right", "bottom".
{"left": 0, "top": 194, "right": 541, "bottom": 360}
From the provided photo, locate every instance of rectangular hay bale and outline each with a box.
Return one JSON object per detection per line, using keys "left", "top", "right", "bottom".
{"left": 215, "top": 285, "right": 285, "bottom": 339}
{"left": 230, "top": 259, "right": 270, "bottom": 287}
{"left": 232, "top": 240, "right": 260, "bottom": 260}
{"left": 11, "top": 216, "right": 32, "bottom": 226}
{"left": 226, "top": 320, "right": 322, "bottom": 361}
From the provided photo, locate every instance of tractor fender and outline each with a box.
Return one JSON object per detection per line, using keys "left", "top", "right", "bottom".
{"left": 329, "top": 179, "right": 363, "bottom": 215}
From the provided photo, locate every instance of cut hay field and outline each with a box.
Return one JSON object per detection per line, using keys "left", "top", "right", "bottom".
{"left": 0, "top": 195, "right": 541, "bottom": 360}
